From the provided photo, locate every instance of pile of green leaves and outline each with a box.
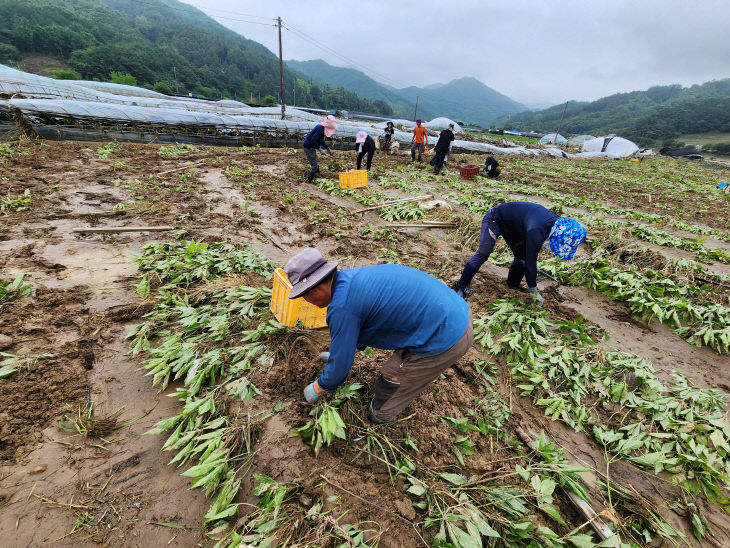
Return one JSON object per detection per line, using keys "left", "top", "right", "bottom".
{"left": 0, "top": 274, "right": 31, "bottom": 303}
{"left": 378, "top": 201, "right": 425, "bottom": 222}
{"left": 129, "top": 240, "right": 282, "bottom": 530}
{"left": 539, "top": 256, "right": 730, "bottom": 353}
{"left": 133, "top": 239, "right": 273, "bottom": 293}
{"left": 158, "top": 144, "right": 198, "bottom": 157}
{"left": 0, "top": 189, "right": 31, "bottom": 213}
{"left": 294, "top": 383, "right": 362, "bottom": 455}
{"left": 475, "top": 299, "right": 730, "bottom": 513}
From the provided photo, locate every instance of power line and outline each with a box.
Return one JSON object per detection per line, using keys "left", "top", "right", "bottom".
{"left": 129, "top": 0, "right": 275, "bottom": 26}
{"left": 282, "top": 22, "right": 408, "bottom": 90}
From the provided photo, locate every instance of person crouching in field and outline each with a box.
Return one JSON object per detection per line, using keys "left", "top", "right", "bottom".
{"left": 454, "top": 201, "right": 587, "bottom": 305}
{"left": 284, "top": 248, "right": 473, "bottom": 424}
{"left": 355, "top": 131, "right": 376, "bottom": 171}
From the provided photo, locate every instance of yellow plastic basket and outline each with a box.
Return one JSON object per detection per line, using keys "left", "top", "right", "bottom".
{"left": 339, "top": 170, "right": 368, "bottom": 189}
{"left": 269, "top": 268, "right": 328, "bottom": 328}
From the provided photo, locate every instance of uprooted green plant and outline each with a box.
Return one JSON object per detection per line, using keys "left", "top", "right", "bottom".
{"left": 0, "top": 273, "right": 31, "bottom": 302}
{"left": 538, "top": 254, "right": 730, "bottom": 354}
{"left": 293, "top": 383, "right": 363, "bottom": 455}
{"left": 475, "top": 298, "right": 730, "bottom": 519}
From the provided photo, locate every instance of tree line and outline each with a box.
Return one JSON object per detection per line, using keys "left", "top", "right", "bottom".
{"left": 497, "top": 80, "right": 730, "bottom": 146}
{"left": 0, "top": 0, "right": 393, "bottom": 115}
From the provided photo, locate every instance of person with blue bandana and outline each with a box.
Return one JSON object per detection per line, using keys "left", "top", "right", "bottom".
{"left": 283, "top": 248, "right": 473, "bottom": 424}
{"left": 453, "top": 201, "right": 587, "bottom": 305}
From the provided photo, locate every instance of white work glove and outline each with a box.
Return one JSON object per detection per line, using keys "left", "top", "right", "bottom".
{"left": 319, "top": 351, "right": 330, "bottom": 362}
{"left": 529, "top": 286, "right": 545, "bottom": 306}
{"left": 327, "top": 148, "right": 334, "bottom": 156}
{"left": 304, "top": 381, "right": 322, "bottom": 403}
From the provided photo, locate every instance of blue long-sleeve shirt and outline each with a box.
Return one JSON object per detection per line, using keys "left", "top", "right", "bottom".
{"left": 318, "top": 265, "right": 470, "bottom": 391}
{"left": 303, "top": 124, "right": 330, "bottom": 150}
{"left": 493, "top": 201, "right": 558, "bottom": 288}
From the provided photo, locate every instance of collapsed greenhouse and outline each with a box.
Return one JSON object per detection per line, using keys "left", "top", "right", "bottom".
{"left": 0, "top": 64, "right": 639, "bottom": 158}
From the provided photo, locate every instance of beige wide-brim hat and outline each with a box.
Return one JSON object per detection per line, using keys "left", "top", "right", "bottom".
{"left": 284, "top": 248, "right": 338, "bottom": 299}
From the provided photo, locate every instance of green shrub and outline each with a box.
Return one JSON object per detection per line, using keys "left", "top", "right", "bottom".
{"left": 109, "top": 71, "right": 137, "bottom": 86}
{"left": 153, "top": 81, "right": 173, "bottom": 95}
{"left": 50, "top": 68, "right": 81, "bottom": 80}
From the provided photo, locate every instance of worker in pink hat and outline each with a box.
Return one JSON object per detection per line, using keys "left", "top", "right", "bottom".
{"left": 302, "top": 115, "right": 337, "bottom": 184}
{"left": 355, "top": 130, "right": 376, "bottom": 171}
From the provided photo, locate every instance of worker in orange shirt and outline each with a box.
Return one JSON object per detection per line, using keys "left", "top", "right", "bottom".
{"left": 411, "top": 119, "right": 430, "bottom": 162}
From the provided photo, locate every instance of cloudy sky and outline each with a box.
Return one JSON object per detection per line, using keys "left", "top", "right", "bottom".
{"left": 179, "top": 0, "right": 730, "bottom": 108}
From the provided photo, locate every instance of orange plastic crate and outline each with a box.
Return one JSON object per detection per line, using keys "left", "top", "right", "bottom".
{"left": 339, "top": 170, "right": 368, "bottom": 188}
{"left": 269, "top": 268, "right": 328, "bottom": 328}
{"left": 460, "top": 165, "right": 480, "bottom": 179}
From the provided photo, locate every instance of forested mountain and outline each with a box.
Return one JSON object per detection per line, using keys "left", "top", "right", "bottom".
{"left": 287, "top": 59, "right": 527, "bottom": 125}
{"left": 0, "top": 0, "right": 393, "bottom": 114}
{"left": 495, "top": 80, "right": 730, "bottom": 145}
{"left": 287, "top": 59, "right": 418, "bottom": 119}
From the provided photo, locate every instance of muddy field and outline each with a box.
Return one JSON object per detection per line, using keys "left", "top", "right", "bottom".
{"left": 1, "top": 139, "right": 729, "bottom": 547}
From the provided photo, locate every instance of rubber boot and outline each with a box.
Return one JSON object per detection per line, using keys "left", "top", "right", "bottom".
{"left": 306, "top": 171, "right": 315, "bottom": 184}
{"left": 454, "top": 263, "right": 479, "bottom": 297}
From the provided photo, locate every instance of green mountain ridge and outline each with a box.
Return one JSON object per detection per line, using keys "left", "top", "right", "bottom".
{"left": 287, "top": 59, "right": 528, "bottom": 125}
{"left": 495, "top": 80, "right": 730, "bottom": 146}
{"left": 0, "top": 0, "right": 393, "bottom": 114}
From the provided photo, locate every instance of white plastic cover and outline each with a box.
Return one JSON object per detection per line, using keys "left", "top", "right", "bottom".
{"left": 580, "top": 136, "right": 639, "bottom": 158}
{"left": 539, "top": 133, "right": 567, "bottom": 145}
{"left": 424, "top": 117, "right": 462, "bottom": 133}
{"left": 566, "top": 135, "right": 596, "bottom": 146}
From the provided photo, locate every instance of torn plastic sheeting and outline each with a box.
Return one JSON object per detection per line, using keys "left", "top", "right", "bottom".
{"left": 66, "top": 80, "right": 169, "bottom": 98}
{"left": 4, "top": 98, "right": 392, "bottom": 139}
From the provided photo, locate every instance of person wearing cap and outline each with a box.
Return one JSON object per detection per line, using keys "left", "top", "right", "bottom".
{"left": 484, "top": 156, "right": 501, "bottom": 178}
{"left": 430, "top": 123, "right": 455, "bottom": 175}
{"left": 283, "top": 248, "right": 472, "bottom": 424}
{"left": 453, "top": 202, "right": 587, "bottom": 304}
{"left": 382, "top": 121, "right": 395, "bottom": 154}
{"left": 302, "top": 115, "right": 337, "bottom": 184}
{"left": 355, "top": 131, "right": 376, "bottom": 171}
{"left": 410, "top": 119, "right": 430, "bottom": 162}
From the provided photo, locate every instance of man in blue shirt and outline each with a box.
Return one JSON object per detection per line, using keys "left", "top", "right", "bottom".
{"left": 453, "top": 201, "right": 587, "bottom": 304}
{"left": 284, "top": 248, "right": 473, "bottom": 424}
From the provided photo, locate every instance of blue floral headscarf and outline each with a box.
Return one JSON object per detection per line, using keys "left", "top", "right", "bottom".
{"left": 549, "top": 217, "right": 587, "bottom": 260}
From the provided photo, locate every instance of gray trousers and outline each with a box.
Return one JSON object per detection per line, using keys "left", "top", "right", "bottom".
{"left": 411, "top": 142, "right": 425, "bottom": 161}
{"left": 371, "top": 311, "right": 474, "bottom": 421}
{"left": 304, "top": 146, "right": 319, "bottom": 176}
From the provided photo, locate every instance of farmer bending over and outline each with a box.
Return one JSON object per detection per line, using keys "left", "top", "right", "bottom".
{"left": 355, "top": 131, "right": 376, "bottom": 171}
{"left": 454, "top": 201, "right": 587, "bottom": 305}
{"left": 302, "top": 115, "right": 337, "bottom": 184}
{"left": 284, "top": 248, "right": 472, "bottom": 424}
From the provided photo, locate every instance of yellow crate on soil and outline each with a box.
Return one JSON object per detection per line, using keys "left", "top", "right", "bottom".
{"left": 270, "top": 268, "right": 328, "bottom": 328}
{"left": 339, "top": 170, "right": 368, "bottom": 189}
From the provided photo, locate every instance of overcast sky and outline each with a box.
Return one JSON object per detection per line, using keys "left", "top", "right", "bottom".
{"left": 179, "top": 0, "right": 730, "bottom": 108}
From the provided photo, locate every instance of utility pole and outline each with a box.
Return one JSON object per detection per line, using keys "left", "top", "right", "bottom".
{"left": 173, "top": 65, "right": 179, "bottom": 95}
{"left": 277, "top": 17, "right": 285, "bottom": 120}
{"left": 413, "top": 96, "right": 419, "bottom": 121}
{"left": 554, "top": 101, "right": 568, "bottom": 144}
{"left": 293, "top": 83, "right": 296, "bottom": 107}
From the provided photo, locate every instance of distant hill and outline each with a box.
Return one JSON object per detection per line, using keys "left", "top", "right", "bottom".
{"left": 0, "top": 0, "right": 392, "bottom": 114}
{"left": 495, "top": 79, "right": 730, "bottom": 145}
{"left": 287, "top": 59, "right": 528, "bottom": 125}
{"left": 286, "top": 59, "right": 416, "bottom": 118}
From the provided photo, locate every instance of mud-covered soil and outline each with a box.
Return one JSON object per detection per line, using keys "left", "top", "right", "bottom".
{"left": 1, "top": 140, "right": 729, "bottom": 546}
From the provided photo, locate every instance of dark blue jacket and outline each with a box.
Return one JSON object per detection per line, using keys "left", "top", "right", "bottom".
{"left": 318, "top": 265, "right": 470, "bottom": 391}
{"left": 303, "top": 124, "right": 330, "bottom": 150}
{"left": 493, "top": 202, "right": 558, "bottom": 288}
